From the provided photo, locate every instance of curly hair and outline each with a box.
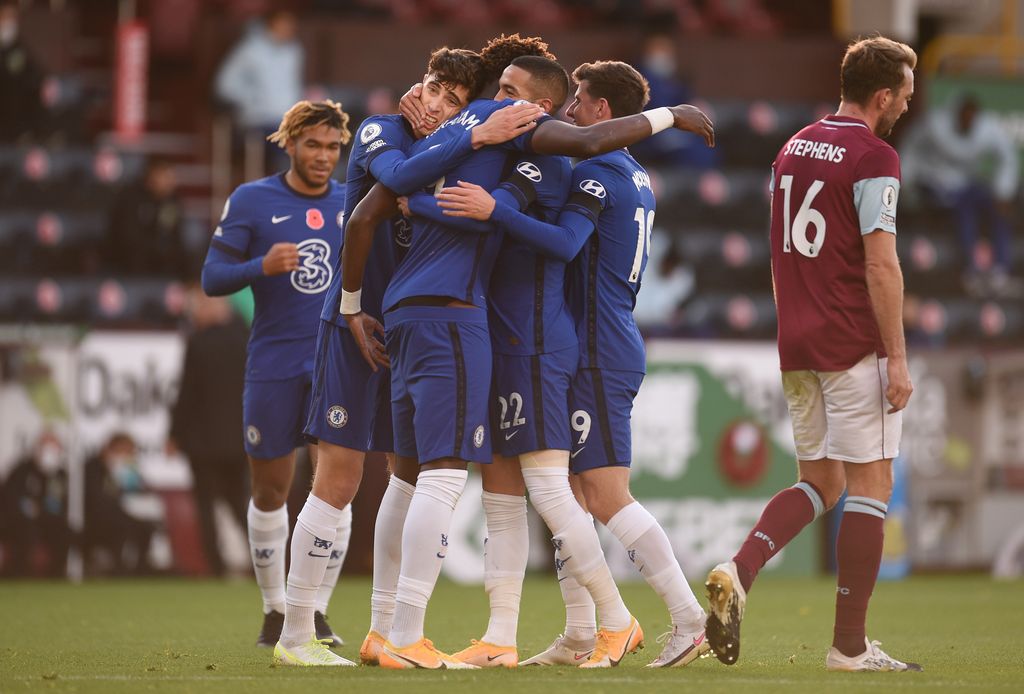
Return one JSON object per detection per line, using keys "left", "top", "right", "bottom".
{"left": 479, "top": 34, "right": 556, "bottom": 93}
{"left": 267, "top": 99, "right": 352, "bottom": 149}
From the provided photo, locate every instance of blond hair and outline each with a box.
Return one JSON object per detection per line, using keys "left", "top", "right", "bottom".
{"left": 267, "top": 99, "right": 352, "bottom": 149}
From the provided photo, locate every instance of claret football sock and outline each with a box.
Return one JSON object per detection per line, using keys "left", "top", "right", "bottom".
{"left": 247, "top": 500, "right": 289, "bottom": 614}
{"left": 733, "top": 481, "right": 825, "bottom": 593}
{"left": 370, "top": 475, "right": 415, "bottom": 638}
{"left": 481, "top": 491, "right": 528, "bottom": 647}
{"left": 281, "top": 494, "right": 344, "bottom": 646}
{"left": 607, "top": 502, "right": 704, "bottom": 629}
{"left": 833, "top": 496, "right": 887, "bottom": 657}
{"left": 316, "top": 503, "right": 352, "bottom": 614}
{"left": 388, "top": 469, "right": 468, "bottom": 648}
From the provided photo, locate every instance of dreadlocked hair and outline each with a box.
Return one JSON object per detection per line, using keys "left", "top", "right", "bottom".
{"left": 478, "top": 33, "right": 556, "bottom": 89}
{"left": 267, "top": 99, "right": 352, "bottom": 149}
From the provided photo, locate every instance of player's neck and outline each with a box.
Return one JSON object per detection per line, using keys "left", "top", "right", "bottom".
{"left": 285, "top": 169, "right": 328, "bottom": 197}
{"left": 834, "top": 101, "right": 877, "bottom": 132}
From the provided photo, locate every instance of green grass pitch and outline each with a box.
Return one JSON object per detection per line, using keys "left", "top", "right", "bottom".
{"left": 1, "top": 575, "right": 1021, "bottom": 692}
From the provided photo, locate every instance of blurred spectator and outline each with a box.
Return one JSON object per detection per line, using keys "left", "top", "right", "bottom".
{"left": 0, "top": 0, "right": 43, "bottom": 143}
{"left": 168, "top": 288, "right": 249, "bottom": 576}
{"left": 901, "top": 94, "right": 1020, "bottom": 295}
{"left": 633, "top": 232, "right": 693, "bottom": 334}
{"left": 82, "top": 432, "right": 158, "bottom": 575}
{"left": 632, "top": 31, "right": 718, "bottom": 170}
{"left": 106, "top": 158, "right": 189, "bottom": 278}
{"left": 1, "top": 431, "right": 74, "bottom": 577}
{"left": 213, "top": 8, "right": 303, "bottom": 174}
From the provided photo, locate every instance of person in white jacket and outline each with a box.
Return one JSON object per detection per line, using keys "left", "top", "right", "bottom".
{"left": 215, "top": 9, "right": 304, "bottom": 173}
{"left": 901, "top": 94, "right": 1019, "bottom": 292}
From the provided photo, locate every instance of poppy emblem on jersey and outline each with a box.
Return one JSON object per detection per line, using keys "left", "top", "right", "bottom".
{"left": 306, "top": 208, "right": 325, "bottom": 230}
{"left": 882, "top": 184, "right": 897, "bottom": 210}
{"left": 516, "top": 161, "right": 543, "bottom": 183}
{"left": 246, "top": 425, "right": 261, "bottom": 446}
{"left": 327, "top": 405, "right": 348, "bottom": 428}
{"left": 291, "top": 238, "right": 333, "bottom": 294}
{"left": 473, "top": 425, "right": 485, "bottom": 448}
{"left": 336, "top": 211, "right": 345, "bottom": 229}
{"left": 394, "top": 217, "right": 412, "bottom": 247}
{"left": 579, "top": 179, "right": 606, "bottom": 199}
{"left": 360, "top": 122, "right": 382, "bottom": 145}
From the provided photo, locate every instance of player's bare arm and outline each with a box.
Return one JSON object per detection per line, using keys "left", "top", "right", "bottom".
{"left": 261, "top": 242, "right": 300, "bottom": 275}
{"left": 530, "top": 103, "right": 714, "bottom": 157}
{"left": 340, "top": 182, "right": 397, "bottom": 371}
{"left": 863, "top": 230, "right": 912, "bottom": 412}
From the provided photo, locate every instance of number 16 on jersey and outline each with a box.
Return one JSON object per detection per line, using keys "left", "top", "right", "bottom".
{"left": 778, "top": 175, "right": 826, "bottom": 258}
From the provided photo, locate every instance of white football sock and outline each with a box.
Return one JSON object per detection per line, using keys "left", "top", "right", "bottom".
{"left": 281, "top": 494, "right": 343, "bottom": 646}
{"left": 388, "top": 469, "right": 467, "bottom": 648}
{"left": 370, "top": 475, "right": 414, "bottom": 637}
{"left": 481, "top": 491, "right": 528, "bottom": 647}
{"left": 315, "top": 503, "right": 352, "bottom": 614}
{"left": 522, "top": 467, "right": 629, "bottom": 632}
{"left": 555, "top": 543, "right": 597, "bottom": 642}
{"left": 247, "top": 499, "right": 288, "bottom": 614}
{"left": 606, "top": 501, "right": 704, "bottom": 629}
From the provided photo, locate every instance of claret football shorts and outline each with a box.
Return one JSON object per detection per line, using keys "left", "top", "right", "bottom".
{"left": 781, "top": 352, "right": 902, "bottom": 463}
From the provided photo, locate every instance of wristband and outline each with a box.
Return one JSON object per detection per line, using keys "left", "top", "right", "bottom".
{"left": 642, "top": 107, "right": 673, "bottom": 135}
{"left": 340, "top": 289, "right": 362, "bottom": 315}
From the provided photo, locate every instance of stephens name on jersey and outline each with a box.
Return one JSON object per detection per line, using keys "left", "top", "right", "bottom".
{"left": 769, "top": 115, "right": 901, "bottom": 372}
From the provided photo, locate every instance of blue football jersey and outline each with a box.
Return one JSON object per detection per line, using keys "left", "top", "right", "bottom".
{"left": 321, "top": 114, "right": 414, "bottom": 326}
{"left": 205, "top": 174, "right": 346, "bottom": 380}
{"left": 488, "top": 155, "right": 577, "bottom": 356}
{"left": 382, "top": 99, "right": 542, "bottom": 312}
{"left": 565, "top": 150, "right": 656, "bottom": 373}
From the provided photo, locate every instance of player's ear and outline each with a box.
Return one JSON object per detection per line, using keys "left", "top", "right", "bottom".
{"left": 597, "top": 98, "right": 610, "bottom": 119}
{"left": 536, "top": 97, "right": 554, "bottom": 115}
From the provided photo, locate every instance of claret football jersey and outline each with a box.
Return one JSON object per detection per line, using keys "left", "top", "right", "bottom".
{"left": 769, "top": 115, "right": 901, "bottom": 372}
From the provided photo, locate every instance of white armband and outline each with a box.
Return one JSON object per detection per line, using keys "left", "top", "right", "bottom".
{"left": 642, "top": 107, "right": 673, "bottom": 135}
{"left": 340, "top": 289, "right": 362, "bottom": 315}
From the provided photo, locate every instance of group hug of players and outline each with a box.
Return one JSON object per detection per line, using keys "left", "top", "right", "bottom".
{"left": 202, "top": 32, "right": 922, "bottom": 672}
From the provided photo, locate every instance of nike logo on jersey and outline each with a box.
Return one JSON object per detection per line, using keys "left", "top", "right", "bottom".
{"left": 271, "top": 215, "right": 292, "bottom": 224}
{"left": 571, "top": 447, "right": 585, "bottom": 459}
{"left": 505, "top": 430, "right": 519, "bottom": 441}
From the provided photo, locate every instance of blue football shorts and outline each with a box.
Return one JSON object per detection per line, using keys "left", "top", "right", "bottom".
{"left": 385, "top": 305, "right": 492, "bottom": 465}
{"left": 491, "top": 345, "right": 578, "bottom": 457}
{"left": 567, "top": 367, "right": 644, "bottom": 473}
{"left": 303, "top": 319, "right": 394, "bottom": 453}
{"left": 243, "top": 372, "right": 313, "bottom": 459}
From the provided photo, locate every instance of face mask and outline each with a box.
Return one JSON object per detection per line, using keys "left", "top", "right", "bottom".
{"left": 0, "top": 21, "right": 17, "bottom": 47}
{"left": 646, "top": 52, "right": 676, "bottom": 78}
{"left": 38, "top": 444, "right": 62, "bottom": 472}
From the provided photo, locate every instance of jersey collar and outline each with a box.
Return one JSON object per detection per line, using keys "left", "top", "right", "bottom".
{"left": 820, "top": 115, "right": 869, "bottom": 129}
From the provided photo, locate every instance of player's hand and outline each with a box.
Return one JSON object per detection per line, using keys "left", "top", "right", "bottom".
{"left": 885, "top": 356, "right": 913, "bottom": 413}
{"left": 471, "top": 102, "right": 544, "bottom": 149}
{"left": 399, "top": 83, "right": 426, "bottom": 132}
{"left": 670, "top": 104, "right": 715, "bottom": 147}
{"left": 343, "top": 312, "right": 389, "bottom": 372}
{"left": 396, "top": 196, "right": 411, "bottom": 218}
{"left": 262, "top": 242, "right": 300, "bottom": 276}
{"left": 436, "top": 181, "right": 496, "bottom": 220}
